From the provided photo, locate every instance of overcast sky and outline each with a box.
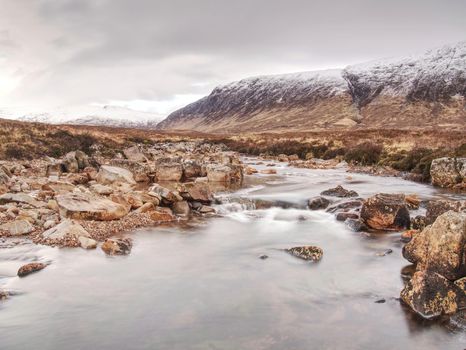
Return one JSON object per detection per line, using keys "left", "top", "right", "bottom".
{"left": 0, "top": 0, "right": 465, "bottom": 116}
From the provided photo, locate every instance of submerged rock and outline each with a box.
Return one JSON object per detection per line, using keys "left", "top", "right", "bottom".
{"left": 360, "top": 193, "right": 410, "bottom": 231}
{"left": 101, "top": 238, "right": 132, "bottom": 255}
{"left": 320, "top": 185, "right": 358, "bottom": 198}
{"left": 308, "top": 196, "right": 330, "bottom": 210}
{"left": 286, "top": 246, "right": 323, "bottom": 262}
{"left": 17, "top": 262, "right": 47, "bottom": 277}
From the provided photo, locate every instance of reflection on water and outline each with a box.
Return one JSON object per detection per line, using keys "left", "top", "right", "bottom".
{"left": 0, "top": 158, "right": 465, "bottom": 350}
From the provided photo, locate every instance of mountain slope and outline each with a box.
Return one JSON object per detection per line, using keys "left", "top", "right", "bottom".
{"left": 158, "top": 42, "right": 466, "bottom": 133}
{"left": 0, "top": 105, "right": 164, "bottom": 129}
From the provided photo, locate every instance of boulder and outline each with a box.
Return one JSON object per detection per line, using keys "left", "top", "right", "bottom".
{"left": 425, "top": 200, "right": 461, "bottom": 225}
{"left": 336, "top": 212, "right": 359, "bottom": 221}
{"left": 42, "top": 181, "right": 76, "bottom": 194}
{"left": 101, "top": 238, "right": 132, "bottom": 255}
{"left": 96, "top": 165, "right": 136, "bottom": 185}
{"left": 260, "top": 169, "right": 277, "bottom": 175}
{"left": 206, "top": 164, "right": 233, "bottom": 183}
{"left": 0, "top": 220, "right": 35, "bottom": 236}
{"left": 182, "top": 160, "right": 203, "bottom": 179}
{"left": 17, "top": 262, "right": 47, "bottom": 277}
{"left": 109, "top": 159, "right": 152, "bottom": 182}
{"left": 400, "top": 270, "right": 466, "bottom": 318}
{"left": 185, "top": 183, "right": 213, "bottom": 204}
{"left": 172, "top": 201, "right": 190, "bottom": 216}
{"left": 42, "top": 219, "right": 91, "bottom": 240}
{"left": 245, "top": 166, "right": 258, "bottom": 175}
{"left": 286, "top": 246, "right": 323, "bottom": 262}
{"left": 360, "top": 193, "right": 410, "bottom": 231}
{"left": 148, "top": 184, "right": 180, "bottom": 204}
{"left": 90, "top": 184, "right": 113, "bottom": 195}
{"left": 155, "top": 163, "right": 183, "bottom": 182}
{"left": 149, "top": 209, "right": 176, "bottom": 222}
{"left": 0, "top": 166, "right": 11, "bottom": 185}
{"left": 61, "top": 152, "right": 79, "bottom": 173}
{"left": 199, "top": 205, "right": 216, "bottom": 214}
{"left": 320, "top": 185, "right": 358, "bottom": 198}
{"left": 0, "top": 193, "right": 45, "bottom": 208}
{"left": 345, "top": 218, "right": 368, "bottom": 232}
{"left": 308, "top": 196, "right": 330, "bottom": 210}
{"left": 326, "top": 199, "right": 362, "bottom": 213}
{"left": 430, "top": 157, "right": 466, "bottom": 188}
{"left": 56, "top": 193, "right": 129, "bottom": 221}
{"left": 402, "top": 211, "right": 466, "bottom": 281}
{"left": 123, "top": 146, "right": 147, "bottom": 162}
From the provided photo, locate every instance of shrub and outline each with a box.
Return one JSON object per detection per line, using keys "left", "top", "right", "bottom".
{"left": 344, "top": 142, "right": 383, "bottom": 165}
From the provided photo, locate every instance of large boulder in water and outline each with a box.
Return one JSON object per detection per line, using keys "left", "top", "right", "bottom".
{"left": 430, "top": 157, "right": 466, "bottom": 188}
{"left": 425, "top": 199, "right": 462, "bottom": 225}
{"left": 400, "top": 270, "right": 466, "bottom": 318}
{"left": 360, "top": 193, "right": 410, "bottom": 231}
{"left": 320, "top": 185, "right": 358, "bottom": 198}
{"left": 56, "top": 193, "right": 129, "bottom": 221}
{"left": 206, "top": 164, "right": 243, "bottom": 183}
{"left": 402, "top": 210, "right": 466, "bottom": 281}
{"left": 308, "top": 196, "right": 330, "bottom": 210}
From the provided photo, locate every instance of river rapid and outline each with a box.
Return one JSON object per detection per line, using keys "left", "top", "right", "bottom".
{"left": 0, "top": 157, "right": 465, "bottom": 350}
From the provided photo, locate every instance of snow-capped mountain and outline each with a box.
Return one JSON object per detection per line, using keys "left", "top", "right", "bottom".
{"left": 158, "top": 41, "right": 466, "bottom": 132}
{"left": 0, "top": 105, "right": 164, "bottom": 129}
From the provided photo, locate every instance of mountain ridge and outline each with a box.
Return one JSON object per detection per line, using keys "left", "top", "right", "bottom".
{"left": 157, "top": 41, "right": 466, "bottom": 133}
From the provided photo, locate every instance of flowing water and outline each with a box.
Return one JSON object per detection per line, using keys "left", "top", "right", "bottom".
{"left": 0, "top": 158, "right": 465, "bottom": 350}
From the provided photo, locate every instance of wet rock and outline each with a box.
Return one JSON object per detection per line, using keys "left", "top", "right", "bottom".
{"left": 0, "top": 220, "right": 34, "bottom": 236}
{"left": 405, "top": 194, "right": 421, "bottom": 210}
{"left": 149, "top": 209, "right": 176, "bottom": 222}
{"left": 172, "top": 200, "right": 190, "bottom": 216}
{"left": 336, "top": 212, "right": 359, "bottom": 221}
{"left": 286, "top": 246, "right": 323, "bottom": 262}
{"left": 56, "top": 193, "right": 129, "bottom": 221}
{"left": 401, "top": 229, "right": 419, "bottom": 243}
{"left": 345, "top": 218, "right": 368, "bottom": 232}
{"left": 375, "top": 299, "right": 386, "bottom": 303}
{"left": 148, "top": 184, "right": 180, "bottom": 204}
{"left": 326, "top": 199, "right": 362, "bottom": 213}
{"left": 376, "top": 249, "right": 393, "bottom": 257}
{"left": 320, "top": 185, "right": 358, "bottom": 198}
{"left": 199, "top": 205, "right": 216, "bottom": 214}
{"left": 259, "top": 254, "right": 269, "bottom": 260}
{"left": 78, "top": 236, "right": 97, "bottom": 249}
{"left": 245, "top": 166, "right": 258, "bottom": 175}
{"left": 17, "top": 262, "right": 46, "bottom": 277}
{"left": 411, "top": 215, "right": 427, "bottom": 231}
{"left": 425, "top": 200, "right": 461, "bottom": 225}
{"left": 402, "top": 211, "right": 466, "bottom": 281}
{"left": 185, "top": 183, "right": 213, "bottom": 204}
{"left": 101, "top": 238, "right": 132, "bottom": 255}
{"left": 360, "top": 193, "right": 410, "bottom": 231}
{"left": 430, "top": 157, "right": 466, "bottom": 188}
{"left": 0, "top": 289, "right": 8, "bottom": 300}
{"left": 400, "top": 270, "right": 466, "bottom": 318}
{"left": 308, "top": 196, "right": 330, "bottom": 210}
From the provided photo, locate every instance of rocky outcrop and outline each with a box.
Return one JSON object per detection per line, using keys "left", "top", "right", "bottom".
{"left": 430, "top": 157, "right": 465, "bottom": 189}
{"left": 401, "top": 211, "right": 466, "bottom": 318}
{"left": 157, "top": 42, "right": 466, "bottom": 133}
{"left": 360, "top": 193, "right": 410, "bottom": 230}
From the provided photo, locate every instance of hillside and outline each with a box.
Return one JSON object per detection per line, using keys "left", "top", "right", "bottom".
{"left": 157, "top": 42, "right": 466, "bottom": 133}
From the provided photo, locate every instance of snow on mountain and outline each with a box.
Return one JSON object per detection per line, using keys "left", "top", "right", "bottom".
{"left": 158, "top": 41, "right": 466, "bottom": 132}
{"left": 0, "top": 105, "right": 165, "bottom": 129}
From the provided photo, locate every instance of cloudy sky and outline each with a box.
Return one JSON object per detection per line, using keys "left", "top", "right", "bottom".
{"left": 0, "top": 0, "right": 465, "bottom": 116}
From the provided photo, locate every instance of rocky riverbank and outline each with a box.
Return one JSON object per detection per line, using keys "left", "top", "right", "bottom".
{"left": 0, "top": 142, "right": 244, "bottom": 253}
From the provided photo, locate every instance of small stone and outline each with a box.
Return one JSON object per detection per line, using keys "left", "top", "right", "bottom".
{"left": 376, "top": 249, "right": 393, "bottom": 257}
{"left": 18, "top": 262, "right": 47, "bottom": 277}
{"left": 375, "top": 299, "right": 386, "bottom": 304}
{"left": 286, "top": 246, "right": 323, "bottom": 262}
{"left": 101, "top": 238, "right": 132, "bottom": 255}
{"left": 259, "top": 254, "right": 268, "bottom": 260}
{"left": 78, "top": 236, "right": 97, "bottom": 249}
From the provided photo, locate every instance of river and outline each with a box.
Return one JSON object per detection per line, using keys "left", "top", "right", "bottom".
{"left": 0, "top": 158, "right": 465, "bottom": 349}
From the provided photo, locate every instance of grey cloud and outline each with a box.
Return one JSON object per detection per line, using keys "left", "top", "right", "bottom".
{"left": 1, "top": 0, "right": 466, "bottom": 110}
